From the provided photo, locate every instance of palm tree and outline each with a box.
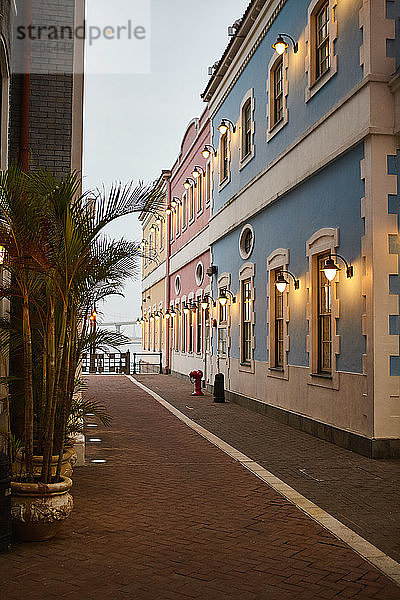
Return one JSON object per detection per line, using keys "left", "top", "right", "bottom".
{"left": 0, "top": 164, "right": 163, "bottom": 484}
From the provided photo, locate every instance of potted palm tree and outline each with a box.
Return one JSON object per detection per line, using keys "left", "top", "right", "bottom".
{"left": 0, "top": 164, "right": 162, "bottom": 541}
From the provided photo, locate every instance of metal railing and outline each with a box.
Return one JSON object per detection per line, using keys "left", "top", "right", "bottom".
{"left": 132, "top": 353, "right": 163, "bottom": 375}
{"left": 82, "top": 351, "right": 131, "bottom": 374}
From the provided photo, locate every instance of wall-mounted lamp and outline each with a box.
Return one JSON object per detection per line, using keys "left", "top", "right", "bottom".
{"left": 218, "top": 289, "right": 236, "bottom": 306}
{"left": 166, "top": 207, "right": 172, "bottom": 215}
{"left": 275, "top": 270, "right": 299, "bottom": 293}
{"left": 201, "top": 145, "right": 217, "bottom": 159}
{"left": 322, "top": 254, "right": 354, "bottom": 282}
{"left": 149, "top": 314, "right": 155, "bottom": 322}
{"left": 184, "top": 178, "right": 196, "bottom": 190}
{"left": 201, "top": 294, "right": 215, "bottom": 309}
{"left": 165, "top": 311, "right": 171, "bottom": 320}
{"left": 156, "top": 216, "right": 164, "bottom": 225}
{"left": 218, "top": 119, "right": 236, "bottom": 135}
{"left": 170, "top": 199, "right": 178, "bottom": 209}
{"left": 183, "top": 304, "right": 190, "bottom": 315}
{"left": 155, "top": 311, "right": 162, "bottom": 321}
{"left": 0, "top": 245, "right": 6, "bottom": 265}
{"left": 169, "top": 307, "right": 181, "bottom": 316}
{"left": 192, "top": 166, "right": 205, "bottom": 179}
{"left": 272, "top": 33, "right": 298, "bottom": 55}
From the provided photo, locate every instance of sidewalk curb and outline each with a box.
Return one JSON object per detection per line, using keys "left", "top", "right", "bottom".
{"left": 127, "top": 375, "right": 400, "bottom": 587}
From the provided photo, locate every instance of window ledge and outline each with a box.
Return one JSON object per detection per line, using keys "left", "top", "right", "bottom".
{"left": 239, "top": 149, "right": 255, "bottom": 171}
{"left": 310, "top": 372, "right": 332, "bottom": 379}
{"left": 267, "top": 114, "right": 288, "bottom": 142}
{"left": 306, "top": 55, "right": 338, "bottom": 102}
{"left": 218, "top": 175, "right": 230, "bottom": 191}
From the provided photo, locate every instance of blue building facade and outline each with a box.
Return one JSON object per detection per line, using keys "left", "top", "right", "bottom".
{"left": 201, "top": 0, "right": 400, "bottom": 457}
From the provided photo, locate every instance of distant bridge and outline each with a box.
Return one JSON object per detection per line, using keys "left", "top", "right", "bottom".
{"left": 99, "top": 320, "right": 142, "bottom": 340}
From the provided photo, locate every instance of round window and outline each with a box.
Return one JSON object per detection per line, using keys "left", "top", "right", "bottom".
{"left": 174, "top": 275, "right": 181, "bottom": 295}
{"left": 239, "top": 224, "right": 255, "bottom": 259}
{"left": 195, "top": 262, "right": 204, "bottom": 286}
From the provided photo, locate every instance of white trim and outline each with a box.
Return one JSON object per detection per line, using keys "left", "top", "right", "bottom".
{"left": 305, "top": 0, "right": 338, "bottom": 102}
{"left": 239, "top": 262, "right": 255, "bottom": 373}
{"left": 239, "top": 224, "right": 255, "bottom": 260}
{"left": 266, "top": 249, "right": 290, "bottom": 380}
{"left": 239, "top": 88, "right": 255, "bottom": 169}
{"left": 267, "top": 51, "right": 289, "bottom": 142}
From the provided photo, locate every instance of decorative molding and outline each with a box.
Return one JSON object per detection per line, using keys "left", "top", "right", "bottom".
{"left": 239, "top": 88, "right": 256, "bottom": 169}
{"left": 305, "top": 228, "right": 340, "bottom": 390}
{"left": 359, "top": 0, "right": 396, "bottom": 78}
{"left": 305, "top": 0, "right": 338, "bottom": 102}
{"left": 266, "top": 50, "right": 289, "bottom": 141}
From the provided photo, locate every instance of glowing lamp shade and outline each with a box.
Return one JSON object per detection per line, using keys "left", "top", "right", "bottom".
{"left": 202, "top": 148, "right": 210, "bottom": 159}
{"left": 183, "top": 306, "right": 190, "bottom": 314}
{"left": 218, "top": 122, "right": 228, "bottom": 135}
{"left": 219, "top": 296, "right": 228, "bottom": 306}
{"left": 201, "top": 300, "right": 209, "bottom": 310}
{"left": 275, "top": 273, "right": 288, "bottom": 294}
{"left": 150, "top": 316, "right": 154, "bottom": 322}
{"left": 192, "top": 169, "right": 200, "bottom": 179}
{"left": 272, "top": 35, "right": 288, "bottom": 55}
{"left": 183, "top": 180, "right": 191, "bottom": 190}
{"left": 322, "top": 257, "right": 340, "bottom": 282}
{"left": 155, "top": 314, "right": 160, "bottom": 321}
{"left": 165, "top": 312, "right": 171, "bottom": 320}
{"left": 0, "top": 245, "right": 5, "bottom": 264}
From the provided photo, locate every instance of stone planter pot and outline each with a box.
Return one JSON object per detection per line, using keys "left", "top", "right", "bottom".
{"left": 11, "top": 476, "right": 73, "bottom": 542}
{"left": 12, "top": 447, "right": 77, "bottom": 479}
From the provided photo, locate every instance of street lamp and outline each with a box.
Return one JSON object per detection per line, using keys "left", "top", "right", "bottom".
{"left": 322, "top": 254, "right": 354, "bottom": 282}
{"left": 184, "top": 178, "right": 196, "bottom": 190}
{"left": 272, "top": 33, "right": 298, "bottom": 55}
{"left": 274, "top": 270, "right": 299, "bottom": 293}
{"left": 201, "top": 145, "right": 217, "bottom": 159}
{"left": 192, "top": 166, "right": 205, "bottom": 179}
{"left": 218, "top": 289, "right": 236, "bottom": 305}
{"left": 218, "top": 119, "right": 236, "bottom": 135}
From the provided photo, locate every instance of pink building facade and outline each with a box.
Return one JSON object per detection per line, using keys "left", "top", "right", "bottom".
{"left": 166, "top": 109, "right": 213, "bottom": 378}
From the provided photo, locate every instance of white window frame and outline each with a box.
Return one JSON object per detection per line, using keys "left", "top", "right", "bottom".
{"left": 267, "top": 51, "right": 289, "bottom": 142}
{"left": 217, "top": 273, "right": 231, "bottom": 358}
{"left": 306, "top": 227, "right": 340, "bottom": 390}
{"left": 305, "top": 0, "right": 338, "bottom": 102}
{"left": 218, "top": 131, "right": 231, "bottom": 191}
{"left": 182, "top": 192, "right": 187, "bottom": 230}
{"left": 205, "top": 159, "right": 213, "bottom": 208}
{"left": 188, "top": 185, "right": 195, "bottom": 224}
{"left": 197, "top": 173, "right": 204, "bottom": 215}
{"left": 239, "top": 263, "right": 255, "bottom": 373}
{"left": 239, "top": 89, "right": 255, "bottom": 169}
{"left": 266, "top": 249, "right": 290, "bottom": 380}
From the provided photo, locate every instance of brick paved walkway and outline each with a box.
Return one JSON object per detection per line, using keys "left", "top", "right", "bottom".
{"left": 1, "top": 375, "right": 399, "bottom": 599}
{"left": 135, "top": 374, "right": 400, "bottom": 565}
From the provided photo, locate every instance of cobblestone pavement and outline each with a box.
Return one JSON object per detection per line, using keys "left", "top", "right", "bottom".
{"left": 134, "top": 374, "right": 400, "bottom": 565}
{"left": 1, "top": 375, "right": 399, "bottom": 600}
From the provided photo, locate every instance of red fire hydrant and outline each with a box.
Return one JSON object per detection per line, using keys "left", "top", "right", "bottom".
{"left": 189, "top": 370, "right": 204, "bottom": 396}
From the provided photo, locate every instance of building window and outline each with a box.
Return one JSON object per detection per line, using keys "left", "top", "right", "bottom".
{"left": 242, "top": 279, "right": 252, "bottom": 363}
{"left": 218, "top": 288, "right": 227, "bottom": 356}
{"left": 274, "top": 272, "right": 284, "bottom": 368}
{"left": 182, "top": 309, "right": 186, "bottom": 353}
{"left": 196, "top": 306, "right": 202, "bottom": 354}
{"left": 273, "top": 57, "right": 283, "bottom": 126}
{"left": 267, "top": 52, "right": 288, "bottom": 140}
{"left": 205, "top": 161, "right": 212, "bottom": 206}
{"left": 174, "top": 275, "right": 181, "bottom": 295}
{"left": 242, "top": 100, "right": 251, "bottom": 158}
{"left": 318, "top": 254, "right": 332, "bottom": 373}
{"left": 239, "top": 224, "right": 255, "bottom": 260}
{"left": 305, "top": 0, "right": 337, "bottom": 101}
{"left": 316, "top": 2, "right": 330, "bottom": 79}
{"left": 195, "top": 262, "right": 204, "bottom": 286}
{"left": 176, "top": 201, "right": 181, "bottom": 236}
{"left": 189, "top": 185, "right": 194, "bottom": 222}
{"left": 170, "top": 209, "right": 175, "bottom": 241}
{"left": 239, "top": 89, "right": 255, "bottom": 168}
{"left": 182, "top": 193, "right": 187, "bottom": 229}
{"left": 205, "top": 306, "right": 211, "bottom": 353}
{"left": 175, "top": 311, "right": 180, "bottom": 351}
{"left": 197, "top": 173, "right": 203, "bottom": 214}
{"left": 188, "top": 309, "right": 193, "bottom": 353}
{"left": 220, "top": 133, "right": 229, "bottom": 183}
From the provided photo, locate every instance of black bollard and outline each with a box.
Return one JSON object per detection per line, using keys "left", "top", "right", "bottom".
{"left": 213, "top": 373, "right": 225, "bottom": 403}
{"left": 0, "top": 452, "right": 11, "bottom": 553}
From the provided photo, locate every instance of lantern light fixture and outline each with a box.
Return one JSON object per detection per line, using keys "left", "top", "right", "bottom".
{"left": 0, "top": 245, "right": 5, "bottom": 264}
{"left": 201, "top": 294, "right": 215, "bottom": 310}
{"left": 192, "top": 166, "right": 205, "bottom": 179}
{"left": 272, "top": 33, "right": 298, "bottom": 55}
{"left": 201, "top": 145, "right": 217, "bottom": 159}
{"left": 275, "top": 270, "right": 299, "bottom": 294}
{"left": 183, "top": 304, "right": 190, "bottom": 315}
{"left": 218, "top": 289, "right": 236, "bottom": 306}
{"left": 322, "top": 254, "right": 354, "bottom": 282}
{"left": 184, "top": 177, "right": 196, "bottom": 190}
{"left": 218, "top": 118, "right": 236, "bottom": 135}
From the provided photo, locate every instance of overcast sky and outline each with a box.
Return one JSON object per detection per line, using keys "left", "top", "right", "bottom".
{"left": 83, "top": 0, "right": 248, "bottom": 324}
